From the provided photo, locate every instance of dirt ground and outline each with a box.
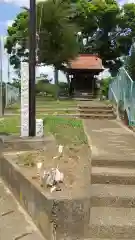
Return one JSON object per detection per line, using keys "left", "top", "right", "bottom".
{"left": 3, "top": 140, "right": 91, "bottom": 199}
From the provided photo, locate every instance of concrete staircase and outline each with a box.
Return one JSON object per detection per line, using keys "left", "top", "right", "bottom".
{"left": 90, "top": 163, "right": 135, "bottom": 239}
{"left": 73, "top": 91, "right": 94, "bottom": 101}
{"left": 78, "top": 103, "right": 116, "bottom": 119}
{"left": 90, "top": 167, "right": 135, "bottom": 238}
{"left": 84, "top": 119, "right": 135, "bottom": 239}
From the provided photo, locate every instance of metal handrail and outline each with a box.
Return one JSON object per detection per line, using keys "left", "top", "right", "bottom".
{"left": 108, "top": 67, "right": 135, "bottom": 125}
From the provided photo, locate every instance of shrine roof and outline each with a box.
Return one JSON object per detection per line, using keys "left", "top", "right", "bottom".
{"left": 68, "top": 54, "right": 103, "bottom": 70}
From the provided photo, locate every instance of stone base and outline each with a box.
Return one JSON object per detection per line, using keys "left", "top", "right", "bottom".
{"left": 0, "top": 135, "right": 55, "bottom": 152}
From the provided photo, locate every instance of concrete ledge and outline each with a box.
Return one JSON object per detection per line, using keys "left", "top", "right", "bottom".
{"left": 0, "top": 135, "right": 55, "bottom": 151}
{"left": 0, "top": 155, "right": 91, "bottom": 240}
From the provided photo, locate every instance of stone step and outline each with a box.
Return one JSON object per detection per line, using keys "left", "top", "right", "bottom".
{"left": 73, "top": 94, "right": 94, "bottom": 100}
{"left": 74, "top": 92, "right": 93, "bottom": 96}
{"left": 78, "top": 105, "right": 112, "bottom": 110}
{"left": 79, "top": 113, "right": 115, "bottom": 119}
{"left": 92, "top": 166, "right": 135, "bottom": 185}
{"left": 79, "top": 109, "right": 113, "bottom": 114}
{"left": 92, "top": 157, "right": 135, "bottom": 168}
{"left": 89, "top": 207, "right": 135, "bottom": 239}
{"left": 74, "top": 95, "right": 94, "bottom": 98}
{"left": 91, "top": 184, "right": 135, "bottom": 208}
{"left": 73, "top": 98, "right": 93, "bottom": 101}
{"left": 85, "top": 239, "right": 130, "bottom": 240}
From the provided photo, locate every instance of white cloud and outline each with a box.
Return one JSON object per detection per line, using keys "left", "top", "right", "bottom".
{"left": 6, "top": 20, "right": 14, "bottom": 27}
{"left": 0, "top": 0, "right": 29, "bottom": 7}
{"left": 120, "top": 0, "right": 135, "bottom": 3}
{"left": 0, "top": 0, "right": 46, "bottom": 7}
{"left": 0, "top": 19, "right": 14, "bottom": 28}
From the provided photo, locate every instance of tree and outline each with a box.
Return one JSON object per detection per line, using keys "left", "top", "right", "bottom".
{"left": 5, "top": 0, "right": 79, "bottom": 98}
{"left": 5, "top": 11, "right": 29, "bottom": 71}
{"left": 37, "top": 1, "right": 79, "bottom": 67}
{"left": 125, "top": 39, "right": 135, "bottom": 81}
{"left": 5, "top": 0, "right": 135, "bottom": 80}
{"left": 73, "top": 0, "right": 135, "bottom": 76}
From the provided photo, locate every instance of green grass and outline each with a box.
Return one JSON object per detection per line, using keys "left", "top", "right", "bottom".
{"left": 2, "top": 97, "right": 85, "bottom": 145}
{"left": 44, "top": 116, "right": 87, "bottom": 145}
{"left": 0, "top": 116, "right": 20, "bottom": 134}
{"left": 5, "top": 102, "right": 20, "bottom": 113}
{"left": 0, "top": 115, "right": 87, "bottom": 146}
{"left": 5, "top": 97, "right": 77, "bottom": 113}
{"left": 36, "top": 97, "right": 77, "bottom": 109}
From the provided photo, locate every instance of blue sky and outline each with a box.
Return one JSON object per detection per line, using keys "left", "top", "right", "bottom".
{"left": 0, "top": 2, "right": 21, "bottom": 35}
{"left": 0, "top": 0, "right": 133, "bottom": 82}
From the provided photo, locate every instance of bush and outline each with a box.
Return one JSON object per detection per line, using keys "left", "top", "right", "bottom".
{"left": 36, "top": 81, "right": 69, "bottom": 98}
{"left": 36, "top": 81, "right": 58, "bottom": 98}
{"left": 44, "top": 84, "right": 58, "bottom": 98}
{"left": 58, "top": 82, "right": 69, "bottom": 95}
{"left": 100, "top": 77, "right": 112, "bottom": 98}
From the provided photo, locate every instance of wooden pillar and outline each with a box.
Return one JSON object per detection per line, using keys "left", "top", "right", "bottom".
{"left": 92, "top": 75, "right": 96, "bottom": 97}
{"left": 92, "top": 77, "right": 94, "bottom": 95}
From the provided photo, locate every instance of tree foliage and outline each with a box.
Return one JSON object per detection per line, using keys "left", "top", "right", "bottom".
{"left": 4, "top": 0, "right": 135, "bottom": 77}
{"left": 37, "top": 0, "right": 79, "bottom": 68}
{"left": 125, "top": 39, "right": 135, "bottom": 81}
{"left": 5, "top": 11, "right": 28, "bottom": 70}
{"left": 73, "top": 0, "right": 135, "bottom": 75}
{"left": 5, "top": 0, "right": 79, "bottom": 72}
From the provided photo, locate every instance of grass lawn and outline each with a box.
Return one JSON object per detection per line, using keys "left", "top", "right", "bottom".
{"left": 0, "top": 115, "right": 87, "bottom": 146}
{"left": 5, "top": 102, "right": 20, "bottom": 113}
{"left": 5, "top": 96, "right": 77, "bottom": 114}
{"left": 2, "top": 97, "right": 87, "bottom": 146}
{"left": 44, "top": 116, "right": 87, "bottom": 145}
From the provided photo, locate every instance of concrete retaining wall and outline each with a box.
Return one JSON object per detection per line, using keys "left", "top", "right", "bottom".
{"left": 0, "top": 155, "right": 91, "bottom": 240}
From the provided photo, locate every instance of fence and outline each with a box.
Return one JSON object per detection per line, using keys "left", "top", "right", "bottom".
{"left": 5, "top": 83, "right": 20, "bottom": 107}
{"left": 108, "top": 67, "right": 135, "bottom": 126}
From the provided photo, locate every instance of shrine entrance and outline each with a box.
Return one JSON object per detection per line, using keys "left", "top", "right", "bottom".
{"left": 66, "top": 54, "right": 103, "bottom": 98}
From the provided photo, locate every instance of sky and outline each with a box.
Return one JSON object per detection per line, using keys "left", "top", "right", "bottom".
{"left": 0, "top": 0, "right": 134, "bottom": 82}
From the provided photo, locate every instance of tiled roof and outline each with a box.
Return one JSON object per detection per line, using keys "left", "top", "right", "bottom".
{"left": 69, "top": 54, "right": 103, "bottom": 70}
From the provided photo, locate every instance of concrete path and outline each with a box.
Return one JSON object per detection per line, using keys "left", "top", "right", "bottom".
{"left": 0, "top": 179, "right": 45, "bottom": 240}
{"left": 84, "top": 119, "right": 135, "bottom": 239}
{"left": 84, "top": 119, "right": 135, "bottom": 162}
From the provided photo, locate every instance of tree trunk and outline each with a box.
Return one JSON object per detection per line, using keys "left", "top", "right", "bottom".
{"left": 54, "top": 67, "right": 59, "bottom": 99}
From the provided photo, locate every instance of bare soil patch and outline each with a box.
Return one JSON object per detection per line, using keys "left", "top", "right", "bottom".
{"left": 4, "top": 140, "right": 91, "bottom": 199}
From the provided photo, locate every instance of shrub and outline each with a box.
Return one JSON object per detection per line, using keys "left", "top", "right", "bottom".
{"left": 125, "top": 42, "right": 135, "bottom": 81}
{"left": 100, "top": 77, "right": 112, "bottom": 98}
{"left": 36, "top": 80, "right": 69, "bottom": 98}
{"left": 36, "top": 81, "right": 58, "bottom": 98}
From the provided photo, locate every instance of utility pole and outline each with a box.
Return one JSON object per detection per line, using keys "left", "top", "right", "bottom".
{"left": 29, "top": 0, "right": 36, "bottom": 136}
{"left": 0, "top": 36, "right": 3, "bottom": 117}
